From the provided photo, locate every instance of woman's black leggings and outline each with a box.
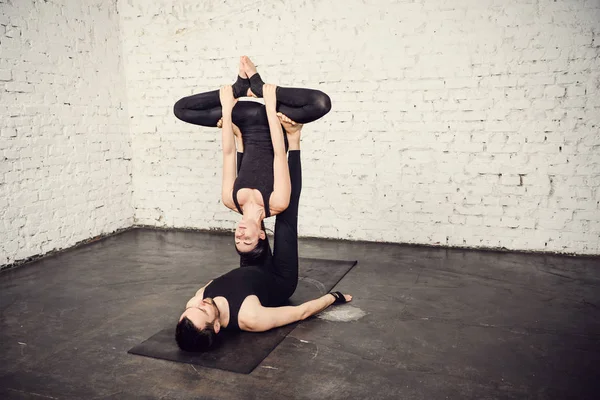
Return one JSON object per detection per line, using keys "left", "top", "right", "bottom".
{"left": 173, "top": 86, "right": 331, "bottom": 126}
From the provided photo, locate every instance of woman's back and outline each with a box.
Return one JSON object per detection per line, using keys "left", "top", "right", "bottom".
{"left": 232, "top": 101, "right": 275, "bottom": 216}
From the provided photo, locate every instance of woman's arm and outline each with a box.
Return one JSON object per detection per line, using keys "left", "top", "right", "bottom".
{"left": 218, "top": 118, "right": 244, "bottom": 174}
{"left": 219, "top": 86, "right": 238, "bottom": 211}
{"left": 263, "top": 84, "right": 291, "bottom": 215}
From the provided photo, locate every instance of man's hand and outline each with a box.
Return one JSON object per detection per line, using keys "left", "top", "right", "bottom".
{"left": 277, "top": 113, "right": 302, "bottom": 134}
{"left": 219, "top": 85, "right": 237, "bottom": 115}
{"left": 263, "top": 84, "right": 277, "bottom": 111}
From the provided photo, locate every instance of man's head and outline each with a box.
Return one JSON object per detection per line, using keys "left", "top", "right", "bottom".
{"left": 176, "top": 296, "right": 221, "bottom": 352}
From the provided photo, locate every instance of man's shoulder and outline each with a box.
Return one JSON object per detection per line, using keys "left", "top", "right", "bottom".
{"left": 195, "top": 279, "right": 214, "bottom": 298}
{"left": 237, "top": 295, "right": 263, "bottom": 330}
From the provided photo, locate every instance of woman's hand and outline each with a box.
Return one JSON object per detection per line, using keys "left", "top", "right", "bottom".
{"left": 263, "top": 84, "right": 278, "bottom": 112}
{"left": 219, "top": 85, "right": 237, "bottom": 115}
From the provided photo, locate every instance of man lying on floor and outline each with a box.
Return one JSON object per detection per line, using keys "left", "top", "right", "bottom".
{"left": 175, "top": 112, "right": 351, "bottom": 352}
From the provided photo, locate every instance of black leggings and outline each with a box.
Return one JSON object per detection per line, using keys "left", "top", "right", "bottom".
{"left": 236, "top": 149, "right": 301, "bottom": 299}
{"left": 236, "top": 150, "right": 301, "bottom": 302}
{"left": 173, "top": 86, "right": 331, "bottom": 126}
{"left": 270, "top": 150, "right": 302, "bottom": 301}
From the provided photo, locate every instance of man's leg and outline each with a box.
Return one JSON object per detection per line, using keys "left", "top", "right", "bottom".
{"left": 271, "top": 149, "right": 302, "bottom": 300}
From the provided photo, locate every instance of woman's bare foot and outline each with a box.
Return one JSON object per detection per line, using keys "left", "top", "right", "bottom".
{"left": 242, "top": 56, "right": 265, "bottom": 97}
{"left": 242, "top": 56, "right": 258, "bottom": 79}
{"left": 238, "top": 57, "right": 247, "bottom": 79}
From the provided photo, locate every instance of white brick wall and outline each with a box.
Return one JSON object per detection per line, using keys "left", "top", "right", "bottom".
{"left": 118, "top": 0, "right": 600, "bottom": 255}
{"left": 0, "top": 0, "right": 133, "bottom": 266}
{"left": 2, "top": 0, "right": 598, "bottom": 260}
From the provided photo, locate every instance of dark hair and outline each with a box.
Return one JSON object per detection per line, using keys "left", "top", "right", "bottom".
{"left": 175, "top": 317, "right": 216, "bottom": 352}
{"left": 236, "top": 236, "right": 270, "bottom": 266}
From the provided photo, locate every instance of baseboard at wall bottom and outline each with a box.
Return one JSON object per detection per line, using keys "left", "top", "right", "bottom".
{"left": 0, "top": 227, "right": 135, "bottom": 272}
{"left": 297, "top": 234, "right": 600, "bottom": 259}
{"left": 133, "top": 225, "right": 233, "bottom": 235}
{"left": 2, "top": 225, "right": 598, "bottom": 272}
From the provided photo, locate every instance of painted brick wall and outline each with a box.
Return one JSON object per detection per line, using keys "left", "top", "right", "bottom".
{"left": 0, "top": 0, "right": 133, "bottom": 267}
{"left": 118, "top": 0, "right": 600, "bottom": 255}
{"left": 92, "top": 0, "right": 600, "bottom": 255}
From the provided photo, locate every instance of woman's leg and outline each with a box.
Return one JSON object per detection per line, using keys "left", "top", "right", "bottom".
{"left": 242, "top": 57, "right": 331, "bottom": 124}
{"left": 173, "top": 89, "right": 222, "bottom": 127}
{"left": 173, "top": 73, "right": 250, "bottom": 127}
{"left": 275, "top": 87, "right": 332, "bottom": 124}
{"left": 249, "top": 75, "right": 331, "bottom": 124}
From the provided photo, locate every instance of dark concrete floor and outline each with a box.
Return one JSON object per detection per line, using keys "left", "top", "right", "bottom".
{"left": 1, "top": 228, "right": 599, "bottom": 399}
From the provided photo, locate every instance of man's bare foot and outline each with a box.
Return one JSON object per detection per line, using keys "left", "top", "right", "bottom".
{"left": 238, "top": 57, "right": 247, "bottom": 79}
{"left": 242, "top": 56, "right": 258, "bottom": 79}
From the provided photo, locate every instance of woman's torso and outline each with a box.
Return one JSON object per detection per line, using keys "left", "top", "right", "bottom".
{"left": 232, "top": 101, "right": 274, "bottom": 217}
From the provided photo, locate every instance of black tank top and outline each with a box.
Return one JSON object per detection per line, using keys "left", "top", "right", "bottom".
{"left": 231, "top": 101, "right": 274, "bottom": 218}
{"left": 203, "top": 265, "right": 275, "bottom": 330}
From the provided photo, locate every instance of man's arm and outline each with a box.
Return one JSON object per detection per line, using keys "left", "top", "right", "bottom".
{"left": 242, "top": 293, "right": 352, "bottom": 333}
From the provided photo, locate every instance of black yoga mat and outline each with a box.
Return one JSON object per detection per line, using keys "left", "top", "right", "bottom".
{"left": 128, "top": 258, "right": 357, "bottom": 374}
